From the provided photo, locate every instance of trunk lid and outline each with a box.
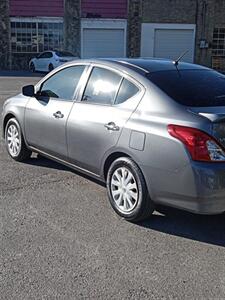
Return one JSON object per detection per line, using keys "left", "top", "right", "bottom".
{"left": 189, "top": 106, "right": 225, "bottom": 148}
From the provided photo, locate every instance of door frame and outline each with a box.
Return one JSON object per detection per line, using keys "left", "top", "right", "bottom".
{"left": 141, "top": 23, "right": 196, "bottom": 62}
{"left": 81, "top": 19, "right": 127, "bottom": 58}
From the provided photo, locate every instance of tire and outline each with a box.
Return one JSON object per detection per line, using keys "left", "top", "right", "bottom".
{"left": 5, "top": 118, "right": 32, "bottom": 162}
{"left": 30, "top": 62, "right": 35, "bottom": 73}
{"left": 48, "top": 64, "right": 54, "bottom": 72}
{"left": 106, "top": 157, "right": 154, "bottom": 222}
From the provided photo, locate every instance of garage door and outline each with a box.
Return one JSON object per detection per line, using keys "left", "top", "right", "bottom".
{"left": 154, "top": 29, "right": 194, "bottom": 62}
{"left": 82, "top": 29, "right": 125, "bottom": 58}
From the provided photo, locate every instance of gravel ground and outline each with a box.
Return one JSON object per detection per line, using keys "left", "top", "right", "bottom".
{"left": 0, "top": 72, "right": 225, "bottom": 300}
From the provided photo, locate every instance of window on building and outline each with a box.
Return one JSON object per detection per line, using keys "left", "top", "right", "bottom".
{"left": 212, "top": 28, "right": 225, "bottom": 56}
{"left": 11, "top": 19, "right": 63, "bottom": 53}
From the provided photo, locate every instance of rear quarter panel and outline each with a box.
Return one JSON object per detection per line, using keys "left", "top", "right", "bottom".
{"left": 115, "top": 81, "right": 212, "bottom": 203}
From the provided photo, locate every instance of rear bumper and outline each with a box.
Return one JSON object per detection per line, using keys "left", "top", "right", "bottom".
{"left": 141, "top": 162, "right": 225, "bottom": 215}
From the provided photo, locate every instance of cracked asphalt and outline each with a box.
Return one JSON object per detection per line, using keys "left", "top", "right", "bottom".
{"left": 1, "top": 72, "right": 225, "bottom": 299}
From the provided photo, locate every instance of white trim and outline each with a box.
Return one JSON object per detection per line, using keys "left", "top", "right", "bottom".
{"left": 81, "top": 19, "right": 127, "bottom": 58}
{"left": 10, "top": 17, "right": 63, "bottom": 23}
{"left": 141, "top": 23, "right": 196, "bottom": 62}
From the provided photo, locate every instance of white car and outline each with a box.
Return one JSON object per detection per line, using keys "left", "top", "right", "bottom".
{"left": 29, "top": 50, "right": 77, "bottom": 73}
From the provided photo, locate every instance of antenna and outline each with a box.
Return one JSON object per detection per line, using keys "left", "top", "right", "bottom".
{"left": 173, "top": 50, "right": 189, "bottom": 66}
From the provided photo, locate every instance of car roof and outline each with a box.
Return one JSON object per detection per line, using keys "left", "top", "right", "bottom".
{"left": 96, "top": 58, "right": 211, "bottom": 75}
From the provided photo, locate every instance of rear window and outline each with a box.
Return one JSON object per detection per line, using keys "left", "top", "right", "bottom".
{"left": 115, "top": 79, "right": 139, "bottom": 104}
{"left": 147, "top": 69, "right": 225, "bottom": 107}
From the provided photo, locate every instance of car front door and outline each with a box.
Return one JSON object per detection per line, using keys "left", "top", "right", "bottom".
{"left": 24, "top": 65, "right": 86, "bottom": 160}
{"left": 67, "top": 65, "right": 144, "bottom": 175}
{"left": 35, "top": 53, "right": 45, "bottom": 71}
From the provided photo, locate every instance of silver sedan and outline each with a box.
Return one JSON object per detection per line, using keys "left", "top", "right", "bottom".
{"left": 3, "top": 58, "right": 225, "bottom": 221}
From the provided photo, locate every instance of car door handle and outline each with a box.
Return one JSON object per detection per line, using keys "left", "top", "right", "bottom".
{"left": 53, "top": 111, "right": 64, "bottom": 119}
{"left": 104, "top": 122, "right": 120, "bottom": 131}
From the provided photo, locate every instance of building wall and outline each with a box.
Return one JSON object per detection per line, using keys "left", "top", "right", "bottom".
{"left": 127, "top": 0, "right": 142, "bottom": 57}
{"left": 132, "top": 0, "right": 198, "bottom": 60}
{"left": 142, "top": 0, "right": 197, "bottom": 24}
{"left": 9, "top": 0, "right": 64, "bottom": 17}
{"left": 81, "top": 0, "right": 127, "bottom": 18}
{"left": 198, "top": 0, "right": 225, "bottom": 71}
{"left": 9, "top": 0, "right": 64, "bottom": 70}
{"left": 64, "top": 0, "right": 81, "bottom": 57}
{"left": 2, "top": 0, "right": 225, "bottom": 70}
{"left": 138, "top": 0, "right": 225, "bottom": 70}
{"left": 0, "top": 0, "right": 10, "bottom": 70}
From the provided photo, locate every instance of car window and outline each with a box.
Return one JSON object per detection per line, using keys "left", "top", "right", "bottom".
{"left": 82, "top": 67, "right": 122, "bottom": 105}
{"left": 38, "top": 52, "right": 46, "bottom": 59}
{"left": 55, "top": 51, "right": 74, "bottom": 57}
{"left": 147, "top": 69, "right": 225, "bottom": 107}
{"left": 46, "top": 52, "right": 53, "bottom": 58}
{"left": 115, "top": 78, "right": 139, "bottom": 104}
{"left": 38, "top": 52, "right": 51, "bottom": 59}
{"left": 40, "top": 65, "right": 85, "bottom": 100}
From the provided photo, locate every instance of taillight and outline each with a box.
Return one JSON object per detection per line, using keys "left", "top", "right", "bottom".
{"left": 168, "top": 124, "right": 225, "bottom": 162}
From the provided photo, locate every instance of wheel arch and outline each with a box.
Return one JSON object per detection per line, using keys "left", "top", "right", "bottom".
{"left": 102, "top": 149, "right": 155, "bottom": 201}
{"left": 102, "top": 151, "right": 138, "bottom": 181}
{"left": 3, "top": 113, "right": 16, "bottom": 138}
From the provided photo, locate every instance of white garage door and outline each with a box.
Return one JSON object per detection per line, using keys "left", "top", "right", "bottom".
{"left": 154, "top": 29, "right": 194, "bottom": 62}
{"left": 82, "top": 29, "right": 125, "bottom": 58}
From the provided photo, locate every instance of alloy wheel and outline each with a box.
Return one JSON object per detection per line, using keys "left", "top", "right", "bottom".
{"left": 110, "top": 167, "right": 138, "bottom": 213}
{"left": 6, "top": 124, "right": 21, "bottom": 157}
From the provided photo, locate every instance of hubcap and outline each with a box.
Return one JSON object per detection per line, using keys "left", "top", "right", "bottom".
{"left": 6, "top": 124, "right": 20, "bottom": 157}
{"left": 111, "top": 167, "right": 138, "bottom": 213}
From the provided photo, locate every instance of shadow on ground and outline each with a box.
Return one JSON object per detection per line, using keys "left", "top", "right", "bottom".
{"left": 0, "top": 71, "right": 45, "bottom": 77}
{"left": 25, "top": 155, "right": 225, "bottom": 247}
{"left": 138, "top": 206, "right": 225, "bottom": 247}
{"left": 24, "top": 154, "right": 105, "bottom": 186}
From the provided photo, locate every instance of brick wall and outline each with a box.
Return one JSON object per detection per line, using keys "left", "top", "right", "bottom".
{"left": 127, "top": 0, "right": 142, "bottom": 57}
{"left": 64, "top": 0, "right": 81, "bottom": 57}
{"left": 142, "top": 0, "right": 197, "bottom": 24}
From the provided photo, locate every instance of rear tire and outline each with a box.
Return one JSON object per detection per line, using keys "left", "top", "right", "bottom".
{"left": 106, "top": 157, "right": 154, "bottom": 222}
{"left": 5, "top": 118, "right": 32, "bottom": 162}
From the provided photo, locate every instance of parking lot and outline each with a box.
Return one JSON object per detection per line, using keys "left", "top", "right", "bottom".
{"left": 1, "top": 72, "right": 225, "bottom": 299}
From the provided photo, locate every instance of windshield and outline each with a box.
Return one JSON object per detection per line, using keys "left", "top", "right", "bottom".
{"left": 147, "top": 69, "right": 225, "bottom": 107}
{"left": 55, "top": 51, "right": 75, "bottom": 57}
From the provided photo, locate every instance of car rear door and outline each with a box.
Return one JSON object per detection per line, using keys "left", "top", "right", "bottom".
{"left": 35, "top": 53, "right": 45, "bottom": 71}
{"left": 42, "top": 52, "right": 53, "bottom": 72}
{"left": 67, "top": 65, "right": 144, "bottom": 175}
{"left": 24, "top": 65, "right": 87, "bottom": 160}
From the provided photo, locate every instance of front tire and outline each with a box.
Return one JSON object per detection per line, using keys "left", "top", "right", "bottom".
{"left": 106, "top": 157, "right": 154, "bottom": 222}
{"left": 5, "top": 118, "right": 31, "bottom": 162}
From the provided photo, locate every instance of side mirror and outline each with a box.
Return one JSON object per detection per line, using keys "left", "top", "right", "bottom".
{"left": 22, "top": 85, "right": 35, "bottom": 97}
